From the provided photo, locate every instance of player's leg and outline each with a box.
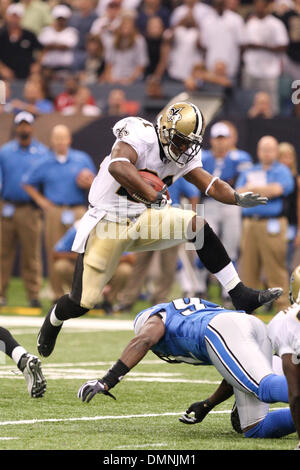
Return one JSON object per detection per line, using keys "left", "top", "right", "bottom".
{"left": 189, "top": 215, "right": 282, "bottom": 313}
{"left": 16, "top": 205, "right": 43, "bottom": 304}
{"left": 0, "top": 215, "right": 18, "bottom": 303}
{"left": 195, "top": 199, "right": 221, "bottom": 296}
{"left": 37, "top": 221, "right": 129, "bottom": 357}
{"left": 0, "top": 326, "right": 46, "bottom": 398}
{"left": 233, "top": 388, "right": 295, "bottom": 438}
{"left": 204, "top": 312, "right": 289, "bottom": 403}
{"left": 44, "top": 206, "right": 69, "bottom": 300}
{"left": 220, "top": 204, "right": 241, "bottom": 302}
{"left": 258, "top": 218, "right": 290, "bottom": 310}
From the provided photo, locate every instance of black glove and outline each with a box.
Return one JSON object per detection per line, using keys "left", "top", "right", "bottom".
{"left": 77, "top": 379, "right": 116, "bottom": 403}
{"left": 133, "top": 185, "right": 169, "bottom": 209}
{"left": 179, "top": 399, "right": 213, "bottom": 424}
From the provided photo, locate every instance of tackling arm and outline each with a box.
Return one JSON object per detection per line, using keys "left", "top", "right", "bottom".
{"left": 78, "top": 315, "right": 165, "bottom": 402}
{"left": 185, "top": 167, "right": 268, "bottom": 207}
{"left": 282, "top": 354, "right": 300, "bottom": 445}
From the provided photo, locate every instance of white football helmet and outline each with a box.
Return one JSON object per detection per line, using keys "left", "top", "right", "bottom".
{"left": 157, "top": 101, "right": 205, "bottom": 167}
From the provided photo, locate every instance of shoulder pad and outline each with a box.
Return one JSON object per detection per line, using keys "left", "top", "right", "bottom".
{"left": 113, "top": 117, "right": 156, "bottom": 146}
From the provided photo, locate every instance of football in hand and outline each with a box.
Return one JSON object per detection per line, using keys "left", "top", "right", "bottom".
{"left": 128, "top": 171, "right": 170, "bottom": 203}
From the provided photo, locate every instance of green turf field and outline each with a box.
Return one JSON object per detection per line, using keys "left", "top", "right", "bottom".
{"left": 0, "top": 279, "right": 295, "bottom": 451}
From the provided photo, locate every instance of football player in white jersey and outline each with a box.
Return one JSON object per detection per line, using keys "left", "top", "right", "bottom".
{"left": 37, "top": 102, "right": 282, "bottom": 358}
{"left": 180, "top": 265, "right": 300, "bottom": 448}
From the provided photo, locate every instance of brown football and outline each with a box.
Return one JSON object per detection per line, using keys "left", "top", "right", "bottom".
{"left": 129, "top": 170, "right": 170, "bottom": 203}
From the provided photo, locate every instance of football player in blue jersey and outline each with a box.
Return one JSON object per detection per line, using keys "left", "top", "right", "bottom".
{"left": 78, "top": 297, "right": 296, "bottom": 441}
{"left": 181, "top": 266, "right": 300, "bottom": 448}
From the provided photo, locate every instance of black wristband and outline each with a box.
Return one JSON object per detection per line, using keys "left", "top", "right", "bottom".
{"left": 101, "top": 359, "right": 130, "bottom": 389}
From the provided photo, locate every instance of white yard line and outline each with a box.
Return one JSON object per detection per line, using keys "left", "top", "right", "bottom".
{"left": 115, "top": 443, "right": 168, "bottom": 449}
{"left": 0, "top": 437, "right": 19, "bottom": 440}
{"left": 0, "top": 316, "right": 133, "bottom": 331}
{"left": 0, "top": 408, "right": 287, "bottom": 427}
{"left": 0, "top": 372, "right": 220, "bottom": 383}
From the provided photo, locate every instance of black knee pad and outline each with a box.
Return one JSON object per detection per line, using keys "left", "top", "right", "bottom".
{"left": 55, "top": 294, "right": 89, "bottom": 321}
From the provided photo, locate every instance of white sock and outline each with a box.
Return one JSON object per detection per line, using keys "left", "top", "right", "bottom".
{"left": 12, "top": 346, "right": 27, "bottom": 366}
{"left": 50, "top": 306, "right": 63, "bottom": 327}
{"left": 214, "top": 262, "right": 241, "bottom": 293}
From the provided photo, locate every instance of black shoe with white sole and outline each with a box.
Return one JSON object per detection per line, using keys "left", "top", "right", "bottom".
{"left": 19, "top": 354, "right": 47, "bottom": 398}
{"left": 37, "top": 309, "right": 63, "bottom": 358}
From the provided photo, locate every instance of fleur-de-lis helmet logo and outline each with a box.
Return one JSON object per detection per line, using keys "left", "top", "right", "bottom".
{"left": 167, "top": 107, "right": 183, "bottom": 124}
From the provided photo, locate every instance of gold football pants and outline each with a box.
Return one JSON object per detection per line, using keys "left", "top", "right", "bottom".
{"left": 70, "top": 207, "right": 196, "bottom": 309}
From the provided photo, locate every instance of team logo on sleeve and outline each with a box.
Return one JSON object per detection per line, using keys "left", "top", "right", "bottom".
{"left": 115, "top": 124, "right": 129, "bottom": 139}
{"left": 167, "top": 107, "right": 183, "bottom": 124}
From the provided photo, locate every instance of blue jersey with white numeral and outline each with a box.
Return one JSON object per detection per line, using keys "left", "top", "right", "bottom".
{"left": 134, "top": 298, "right": 239, "bottom": 365}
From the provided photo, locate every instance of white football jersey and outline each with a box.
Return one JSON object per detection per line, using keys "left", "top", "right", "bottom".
{"left": 88, "top": 116, "right": 202, "bottom": 219}
{"left": 268, "top": 303, "right": 300, "bottom": 358}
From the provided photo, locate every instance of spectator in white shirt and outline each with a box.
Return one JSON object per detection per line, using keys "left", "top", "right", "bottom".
{"left": 90, "top": 0, "right": 123, "bottom": 49}
{"left": 200, "top": 0, "right": 246, "bottom": 80}
{"left": 38, "top": 5, "right": 78, "bottom": 75}
{"left": 163, "top": 12, "right": 204, "bottom": 82}
{"left": 104, "top": 13, "right": 148, "bottom": 85}
{"left": 170, "top": 0, "right": 215, "bottom": 31}
{"left": 242, "top": 0, "right": 289, "bottom": 114}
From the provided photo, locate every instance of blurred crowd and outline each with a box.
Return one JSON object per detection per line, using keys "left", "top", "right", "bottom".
{"left": 0, "top": 112, "right": 299, "bottom": 314}
{"left": 0, "top": 0, "right": 300, "bottom": 116}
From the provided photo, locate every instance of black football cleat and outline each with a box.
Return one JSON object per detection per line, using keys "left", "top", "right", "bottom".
{"left": 37, "top": 309, "right": 63, "bottom": 358}
{"left": 229, "top": 282, "right": 283, "bottom": 314}
{"left": 19, "top": 354, "right": 47, "bottom": 398}
{"left": 230, "top": 402, "right": 242, "bottom": 434}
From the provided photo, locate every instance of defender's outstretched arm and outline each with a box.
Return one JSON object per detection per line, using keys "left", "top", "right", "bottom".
{"left": 78, "top": 315, "right": 165, "bottom": 403}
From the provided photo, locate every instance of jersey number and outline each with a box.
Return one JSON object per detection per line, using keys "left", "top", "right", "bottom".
{"left": 137, "top": 117, "right": 153, "bottom": 128}
{"left": 172, "top": 298, "right": 206, "bottom": 316}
